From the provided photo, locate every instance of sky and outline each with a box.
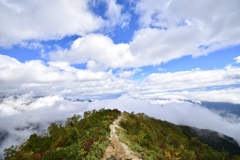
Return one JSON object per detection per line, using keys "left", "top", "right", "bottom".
{"left": 0, "top": 0, "right": 240, "bottom": 102}
{"left": 0, "top": 0, "right": 240, "bottom": 157}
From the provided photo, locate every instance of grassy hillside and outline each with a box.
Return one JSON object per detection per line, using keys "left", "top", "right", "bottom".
{"left": 3, "top": 109, "right": 240, "bottom": 160}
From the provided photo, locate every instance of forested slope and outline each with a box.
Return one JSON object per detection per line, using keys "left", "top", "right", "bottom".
{"left": 3, "top": 109, "right": 240, "bottom": 160}
{"left": 4, "top": 109, "right": 121, "bottom": 160}
{"left": 118, "top": 112, "right": 240, "bottom": 159}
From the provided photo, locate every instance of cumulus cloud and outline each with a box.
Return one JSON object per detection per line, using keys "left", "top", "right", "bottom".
{"left": 48, "top": 0, "right": 240, "bottom": 68}
{"left": 132, "top": 0, "right": 240, "bottom": 60}
{"left": 49, "top": 34, "right": 135, "bottom": 68}
{"left": 1, "top": 0, "right": 239, "bottom": 68}
{"left": 131, "top": 0, "right": 240, "bottom": 65}
{"left": 0, "top": 0, "right": 130, "bottom": 47}
{"left": 49, "top": 30, "right": 199, "bottom": 68}
{"left": 1, "top": 95, "right": 240, "bottom": 158}
{"left": 0, "top": 54, "right": 129, "bottom": 98}
{"left": 48, "top": 30, "right": 200, "bottom": 68}
{"left": 1, "top": 54, "right": 240, "bottom": 103}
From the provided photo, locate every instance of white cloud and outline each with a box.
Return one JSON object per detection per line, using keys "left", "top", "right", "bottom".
{"left": 129, "top": 27, "right": 201, "bottom": 64}
{"left": 129, "top": 0, "right": 240, "bottom": 64}
{"left": 48, "top": 30, "right": 201, "bottom": 68}
{"left": 49, "top": 34, "right": 135, "bottom": 68}
{"left": 118, "top": 68, "right": 141, "bottom": 78}
{"left": 142, "top": 67, "right": 240, "bottom": 92}
{"left": 49, "top": 25, "right": 240, "bottom": 69}
{"left": 139, "top": 88, "right": 240, "bottom": 105}
{"left": 0, "top": 54, "right": 129, "bottom": 98}
{"left": 49, "top": 29, "right": 203, "bottom": 68}
{"left": 1, "top": 54, "right": 240, "bottom": 103}
{"left": 41, "top": 0, "right": 240, "bottom": 69}
{"left": 0, "top": 0, "right": 133, "bottom": 48}
{"left": 19, "top": 41, "right": 44, "bottom": 50}
{"left": 104, "top": 0, "right": 130, "bottom": 28}
{"left": 135, "top": 0, "right": 240, "bottom": 31}
{"left": 86, "top": 60, "right": 105, "bottom": 72}
{"left": 1, "top": 0, "right": 240, "bottom": 68}
{"left": 135, "top": 0, "right": 171, "bottom": 28}
{"left": 0, "top": 0, "right": 129, "bottom": 47}
{"left": 131, "top": 67, "right": 240, "bottom": 104}
{"left": 235, "top": 56, "right": 240, "bottom": 64}
{"left": 132, "top": 0, "right": 240, "bottom": 58}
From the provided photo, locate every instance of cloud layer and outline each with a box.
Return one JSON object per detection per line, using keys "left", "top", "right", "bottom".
{"left": 0, "top": 95, "right": 240, "bottom": 158}
{"left": 0, "top": 54, "right": 132, "bottom": 99}
{"left": 1, "top": 54, "right": 240, "bottom": 103}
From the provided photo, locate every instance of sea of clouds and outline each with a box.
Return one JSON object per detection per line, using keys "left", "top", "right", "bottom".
{"left": 0, "top": 94, "right": 240, "bottom": 158}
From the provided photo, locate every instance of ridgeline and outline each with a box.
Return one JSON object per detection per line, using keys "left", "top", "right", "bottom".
{"left": 4, "top": 109, "right": 240, "bottom": 160}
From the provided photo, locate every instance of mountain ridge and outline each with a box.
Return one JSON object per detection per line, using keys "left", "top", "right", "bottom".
{"left": 3, "top": 109, "right": 240, "bottom": 160}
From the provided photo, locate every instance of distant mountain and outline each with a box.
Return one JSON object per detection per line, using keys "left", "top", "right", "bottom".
{"left": 3, "top": 109, "right": 240, "bottom": 160}
{"left": 201, "top": 101, "right": 240, "bottom": 117}
{"left": 63, "top": 97, "right": 93, "bottom": 103}
{"left": 150, "top": 98, "right": 240, "bottom": 117}
{"left": 180, "top": 126, "right": 240, "bottom": 156}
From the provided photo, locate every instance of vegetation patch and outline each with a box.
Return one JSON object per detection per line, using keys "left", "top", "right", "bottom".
{"left": 4, "top": 109, "right": 121, "bottom": 160}
{"left": 118, "top": 112, "right": 240, "bottom": 160}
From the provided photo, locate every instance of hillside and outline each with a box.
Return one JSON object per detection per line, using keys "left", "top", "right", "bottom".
{"left": 118, "top": 112, "right": 240, "bottom": 159}
{"left": 3, "top": 109, "right": 240, "bottom": 160}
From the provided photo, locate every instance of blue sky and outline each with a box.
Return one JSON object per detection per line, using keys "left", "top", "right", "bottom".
{"left": 0, "top": 0, "right": 240, "bottom": 103}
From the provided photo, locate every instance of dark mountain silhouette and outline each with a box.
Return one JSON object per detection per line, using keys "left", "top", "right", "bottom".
{"left": 201, "top": 101, "right": 240, "bottom": 117}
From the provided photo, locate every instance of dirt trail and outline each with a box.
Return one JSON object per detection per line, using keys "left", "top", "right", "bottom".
{"left": 102, "top": 114, "right": 142, "bottom": 160}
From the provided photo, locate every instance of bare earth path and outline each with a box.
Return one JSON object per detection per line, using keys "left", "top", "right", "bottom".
{"left": 102, "top": 114, "right": 142, "bottom": 160}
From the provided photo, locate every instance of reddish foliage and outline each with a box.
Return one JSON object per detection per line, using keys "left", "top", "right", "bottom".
{"left": 101, "top": 136, "right": 107, "bottom": 141}
{"left": 84, "top": 139, "right": 95, "bottom": 154}
{"left": 31, "top": 153, "right": 43, "bottom": 160}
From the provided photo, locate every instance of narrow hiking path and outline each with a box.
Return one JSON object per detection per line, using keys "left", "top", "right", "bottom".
{"left": 102, "top": 114, "right": 142, "bottom": 160}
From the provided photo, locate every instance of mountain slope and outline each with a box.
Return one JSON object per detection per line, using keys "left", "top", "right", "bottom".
{"left": 3, "top": 109, "right": 240, "bottom": 160}
{"left": 4, "top": 109, "right": 121, "bottom": 160}
{"left": 118, "top": 112, "right": 240, "bottom": 159}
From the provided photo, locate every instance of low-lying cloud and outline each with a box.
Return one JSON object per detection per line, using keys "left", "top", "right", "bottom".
{"left": 0, "top": 95, "right": 240, "bottom": 158}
